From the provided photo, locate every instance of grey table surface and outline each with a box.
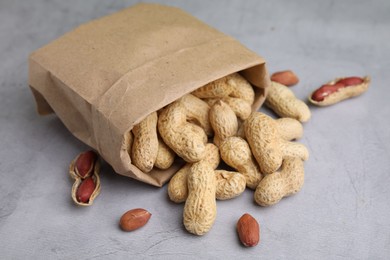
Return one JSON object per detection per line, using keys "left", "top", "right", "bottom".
{"left": 1, "top": 0, "right": 390, "bottom": 259}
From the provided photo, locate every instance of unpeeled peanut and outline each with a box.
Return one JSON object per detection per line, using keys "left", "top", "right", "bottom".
{"left": 266, "top": 81, "right": 311, "bottom": 122}
{"left": 154, "top": 137, "right": 175, "bottom": 170}
{"left": 191, "top": 75, "right": 235, "bottom": 99}
{"left": 245, "top": 112, "right": 308, "bottom": 175}
{"left": 167, "top": 164, "right": 191, "bottom": 203}
{"left": 279, "top": 141, "right": 309, "bottom": 161}
{"left": 131, "top": 112, "right": 158, "bottom": 173}
{"left": 215, "top": 170, "right": 246, "bottom": 200}
{"left": 180, "top": 94, "right": 213, "bottom": 136}
{"left": 254, "top": 157, "right": 304, "bottom": 206}
{"left": 168, "top": 146, "right": 246, "bottom": 202}
{"left": 236, "top": 117, "right": 303, "bottom": 141}
{"left": 228, "top": 73, "right": 255, "bottom": 105}
{"left": 158, "top": 101, "right": 207, "bottom": 163}
{"left": 209, "top": 100, "right": 238, "bottom": 147}
{"left": 122, "top": 131, "right": 133, "bottom": 156}
{"left": 192, "top": 73, "right": 255, "bottom": 105}
{"left": 220, "top": 136, "right": 263, "bottom": 189}
{"left": 275, "top": 118, "right": 303, "bottom": 141}
{"left": 183, "top": 161, "right": 217, "bottom": 235}
{"left": 168, "top": 143, "right": 220, "bottom": 203}
{"left": 205, "top": 97, "right": 252, "bottom": 121}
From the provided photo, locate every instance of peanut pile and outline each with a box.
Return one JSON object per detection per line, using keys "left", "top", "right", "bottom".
{"left": 68, "top": 70, "right": 370, "bottom": 244}
{"left": 126, "top": 72, "right": 311, "bottom": 236}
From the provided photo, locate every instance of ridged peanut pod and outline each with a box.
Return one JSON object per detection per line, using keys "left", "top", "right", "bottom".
{"left": 245, "top": 112, "right": 283, "bottom": 174}
{"left": 131, "top": 112, "right": 159, "bottom": 173}
{"left": 168, "top": 164, "right": 192, "bottom": 203}
{"left": 183, "top": 161, "right": 217, "bottom": 235}
{"left": 158, "top": 101, "right": 207, "bottom": 163}
{"left": 168, "top": 144, "right": 220, "bottom": 203}
{"left": 188, "top": 123, "right": 208, "bottom": 144}
{"left": 204, "top": 97, "right": 252, "bottom": 121}
{"left": 191, "top": 75, "right": 234, "bottom": 99}
{"left": 122, "top": 131, "right": 133, "bottom": 156}
{"left": 265, "top": 81, "right": 311, "bottom": 122}
{"left": 239, "top": 117, "right": 303, "bottom": 141}
{"left": 275, "top": 118, "right": 303, "bottom": 141}
{"left": 154, "top": 137, "right": 176, "bottom": 170}
{"left": 245, "top": 112, "right": 281, "bottom": 175}
{"left": 209, "top": 100, "right": 238, "bottom": 147}
{"left": 180, "top": 94, "right": 213, "bottom": 136}
{"left": 220, "top": 136, "right": 263, "bottom": 189}
{"left": 192, "top": 73, "right": 254, "bottom": 105}
{"left": 227, "top": 73, "right": 255, "bottom": 105}
{"left": 254, "top": 157, "right": 304, "bottom": 206}
{"left": 215, "top": 170, "right": 246, "bottom": 200}
{"left": 245, "top": 112, "right": 308, "bottom": 175}
{"left": 279, "top": 141, "right": 309, "bottom": 161}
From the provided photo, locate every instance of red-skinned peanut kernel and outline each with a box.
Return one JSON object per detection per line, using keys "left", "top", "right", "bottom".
{"left": 76, "top": 177, "right": 96, "bottom": 203}
{"left": 271, "top": 70, "right": 299, "bottom": 86}
{"left": 336, "top": 77, "right": 363, "bottom": 86}
{"left": 75, "top": 150, "right": 97, "bottom": 178}
{"left": 120, "top": 208, "right": 152, "bottom": 231}
{"left": 237, "top": 213, "right": 260, "bottom": 247}
{"left": 311, "top": 83, "right": 345, "bottom": 102}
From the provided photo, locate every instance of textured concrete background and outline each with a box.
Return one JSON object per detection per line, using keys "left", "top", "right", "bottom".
{"left": 1, "top": 0, "right": 390, "bottom": 259}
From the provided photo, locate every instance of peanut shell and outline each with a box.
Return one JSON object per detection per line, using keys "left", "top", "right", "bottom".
{"left": 265, "top": 81, "right": 311, "bottom": 122}
{"left": 215, "top": 170, "right": 246, "bottom": 200}
{"left": 308, "top": 76, "right": 370, "bottom": 106}
{"left": 183, "top": 161, "right": 217, "bottom": 235}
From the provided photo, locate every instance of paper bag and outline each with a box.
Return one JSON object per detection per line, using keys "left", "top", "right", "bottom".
{"left": 28, "top": 3, "right": 270, "bottom": 187}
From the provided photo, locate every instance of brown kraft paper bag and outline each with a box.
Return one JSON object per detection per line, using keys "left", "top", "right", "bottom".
{"left": 28, "top": 3, "right": 270, "bottom": 187}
